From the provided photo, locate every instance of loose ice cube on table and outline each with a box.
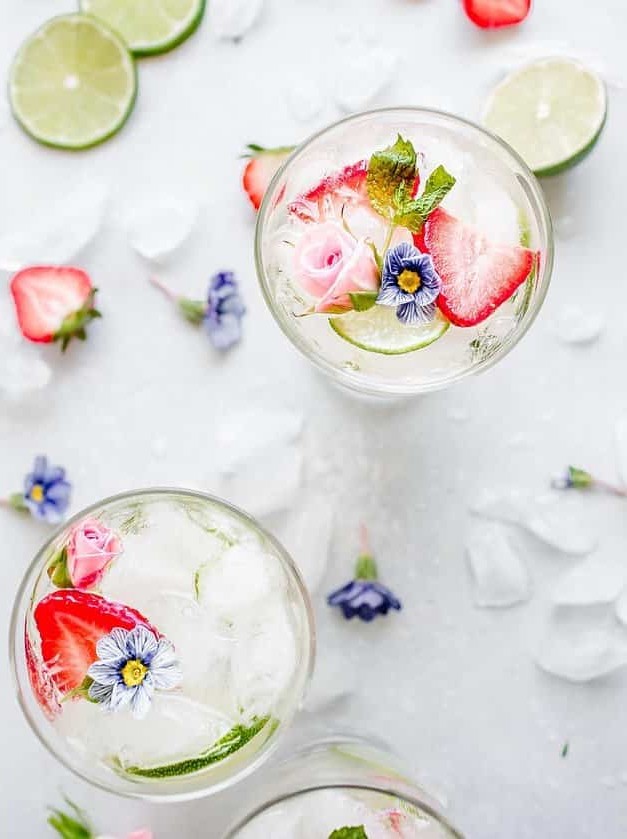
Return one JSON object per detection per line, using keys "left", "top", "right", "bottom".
{"left": 285, "top": 77, "right": 325, "bottom": 123}
{"left": 209, "top": 0, "right": 264, "bottom": 40}
{"left": 552, "top": 304, "right": 605, "bottom": 345}
{"left": 466, "top": 521, "right": 531, "bottom": 607}
{"left": 124, "top": 199, "right": 198, "bottom": 262}
{"left": 614, "top": 588, "right": 627, "bottom": 627}
{"left": 614, "top": 416, "right": 627, "bottom": 486}
{"left": 332, "top": 35, "right": 398, "bottom": 112}
{"left": 304, "top": 653, "right": 355, "bottom": 713}
{"left": 537, "top": 623, "right": 627, "bottom": 683}
{"left": 552, "top": 547, "right": 627, "bottom": 606}
{"left": 0, "top": 180, "right": 107, "bottom": 271}
{"left": 214, "top": 407, "right": 304, "bottom": 475}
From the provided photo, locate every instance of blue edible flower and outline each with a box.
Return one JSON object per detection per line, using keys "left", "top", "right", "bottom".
{"left": 87, "top": 625, "right": 182, "bottom": 719}
{"left": 205, "top": 271, "right": 246, "bottom": 350}
{"left": 327, "top": 527, "right": 401, "bottom": 622}
{"left": 376, "top": 241, "right": 441, "bottom": 325}
{"left": 23, "top": 456, "right": 71, "bottom": 524}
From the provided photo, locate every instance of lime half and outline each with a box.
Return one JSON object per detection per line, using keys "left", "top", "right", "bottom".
{"left": 330, "top": 306, "right": 450, "bottom": 355}
{"left": 81, "top": 0, "right": 206, "bottom": 56}
{"left": 484, "top": 57, "right": 607, "bottom": 177}
{"left": 9, "top": 14, "right": 136, "bottom": 150}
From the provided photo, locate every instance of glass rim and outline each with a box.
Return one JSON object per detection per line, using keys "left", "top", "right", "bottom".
{"left": 8, "top": 486, "right": 317, "bottom": 802}
{"left": 223, "top": 782, "right": 465, "bottom": 838}
{"left": 255, "top": 105, "right": 554, "bottom": 396}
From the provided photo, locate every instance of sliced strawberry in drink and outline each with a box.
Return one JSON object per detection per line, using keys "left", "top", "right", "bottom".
{"left": 25, "top": 632, "right": 62, "bottom": 720}
{"left": 288, "top": 160, "right": 370, "bottom": 223}
{"left": 33, "top": 590, "right": 158, "bottom": 696}
{"left": 421, "top": 208, "right": 536, "bottom": 327}
{"left": 463, "top": 0, "right": 531, "bottom": 29}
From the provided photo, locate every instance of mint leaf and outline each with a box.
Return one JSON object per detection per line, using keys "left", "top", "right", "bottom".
{"left": 349, "top": 291, "right": 379, "bottom": 312}
{"left": 367, "top": 135, "right": 417, "bottom": 219}
{"left": 328, "top": 827, "right": 369, "bottom": 839}
{"left": 393, "top": 164, "right": 456, "bottom": 233}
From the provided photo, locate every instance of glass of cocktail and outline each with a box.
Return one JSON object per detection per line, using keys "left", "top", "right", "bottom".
{"left": 223, "top": 736, "right": 464, "bottom": 838}
{"left": 255, "top": 107, "right": 553, "bottom": 397}
{"left": 10, "top": 489, "right": 315, "bottom": 800}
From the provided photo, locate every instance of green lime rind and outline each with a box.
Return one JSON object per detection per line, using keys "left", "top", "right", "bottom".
{"left": 113, "top": 715, "right": 275, "bottom": 779}
{"left": 80, "top": 0, "right": 207, "bottom": 57}
{"left": 330, "top": 306, "right": 450, "bottom": 356}
{"left": 8, "top": 14, "right": 137, "bottom": 151}
{"left": 513, "top": 207, "right": 538, "bottom": 320}
{"left": 483, "top": 57, "right": 607, "bottom": 178}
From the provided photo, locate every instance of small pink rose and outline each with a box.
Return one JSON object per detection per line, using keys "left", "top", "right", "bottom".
{"left": 293, "top": 221, "right": 379, "bottom": 313}
{"left": 66, "top": 517, "right": 122, "bottom": 589}
{"left": 127, "top": 831, "right": 153, "bottom": 839}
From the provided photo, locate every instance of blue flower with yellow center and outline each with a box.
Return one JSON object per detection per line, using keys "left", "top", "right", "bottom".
{"left": 23, "top": 456, "right": 71, "bottom": 524}
{"left": 376, "top": 241, "right": 442, "bottom": 325}
{"left": 87, "top": 625, "right": 182, "bottom": 719}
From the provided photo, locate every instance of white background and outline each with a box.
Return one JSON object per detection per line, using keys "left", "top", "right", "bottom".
{"left": 2, "top": 1, "right": 627, "bottom": 837}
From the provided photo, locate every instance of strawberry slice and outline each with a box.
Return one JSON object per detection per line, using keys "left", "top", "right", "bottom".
{"left": 421, "top": 208, "right": 536, "bottom": 327}
{"left": 10, "top": 266, "right": 101, "bottom": 351}
{"left": 288, "top": 160, "right": 369, "bottom": 223}
{"left": 242, "top": 144, "right": 294, "bottom": 211}
{"left": 33, "top": 590, "right": 157, "bottom": 696}
{"left": 463, "top": 0, "right": 531, "bottom": 28}
{"left": 25, "top": 632, "right": 62, "bottom": 720}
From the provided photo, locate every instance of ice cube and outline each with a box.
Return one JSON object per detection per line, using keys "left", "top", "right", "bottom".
{"left": 552, "top": 547, "right": 627, "bottom": 606}
{"left": 209, "top": 0, "right": 264, "bottom": 40}
{"left": 57, "top": 692, "right": 234, "bottom": 767}
{"left": 218, "top": 443, "right": 304, "bottom": 518}
{"left": 124, "top": 199, "right": 198, "bottom": 262}
{"left": 614, "top": 416, "right": 627, "bottom": 486}
{"left": 303, "top": 653, "right": 354, "bottom": 713}
{"left": 536, "top": 610, "right": 627, "bottom": 683}
{"left": 0, "top": 180, "right": 107, "bottom": 271}
{"left": 552, "top": 304, "right": 605, "bottom": 345}
{"left": 214, "top": 407, "right": 304, "bottom": 475}
{"left": 470, "top": 489, "right": 597, "bottom": 556}
{"left": 466, "top": 521, "right": 532, "bottom": 608}
{"left": 332, "top": 35, "right": 398, "bottom": 112}
{"left": 0, "top": 347, "right": 52, "bottom": 399}
{"left": 230, "top": 599, "right": 298, "bottom": 719}
{"left": 197, "top": 543, "right": 286, "bottom": 618}
{"left": 614, "top": 589, "right": 627, "bottom": 627}
{"left": 269, "top": 489, "right": 335, "bottom": 594}
{"left": 285, "top": 77, "right": 325, "bottom": 123}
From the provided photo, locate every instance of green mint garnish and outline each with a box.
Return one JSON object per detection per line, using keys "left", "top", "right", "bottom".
{"left": 348, "top": 291, "right": 379, "bottom": 312}
{"left": 392, "top": 164, "right": 456, "bottom": 233}
{"left": 328, "top": 827, "right": 369, "bottom": 839}
{"left": 114, "top": 715, "right": 275, "bottom": 779}
{"left": 48, "top": 798, "right": 93, "bottom": 839}
{"left": 367, "top": 134, "right": 417, "bottom": 220}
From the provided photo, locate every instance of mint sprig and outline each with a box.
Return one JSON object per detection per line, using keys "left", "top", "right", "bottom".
{"left": 366, "top": 136, "right": 456, "bottom": 236}
{"left": 328, "top": 827, "right": 369, "bottom": 839}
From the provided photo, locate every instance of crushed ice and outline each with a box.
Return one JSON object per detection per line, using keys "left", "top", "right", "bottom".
{"left": 466, "top": 521, "right": 532, "bottom": 607}
{"left": 331, "top": 34, "right": 398, "bottom": 112}
{"left": 0, "top": 180, "right": 108, "bottom": 271}
{"left": 209, "top": 0, "right": 264, "bottom": 41}
{"left": 124, "top": 199, "right": 198, "bottom": 262}
{"left": 470, "top": 488, "right": 597, "bottom": 556}
{"left": 552, "top": 304, "right": 605, "bottom": 345}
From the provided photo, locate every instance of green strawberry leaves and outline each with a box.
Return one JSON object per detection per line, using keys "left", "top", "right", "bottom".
{"left": 349, "top": 291, "right": 379, "bottom": 312}
{"left": 366, "top": 136, "right": 456, "bottom": 234}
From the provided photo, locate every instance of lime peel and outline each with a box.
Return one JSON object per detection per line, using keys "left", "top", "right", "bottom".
{"left": 330, "top": 306, "right": 450, "bottom": 355}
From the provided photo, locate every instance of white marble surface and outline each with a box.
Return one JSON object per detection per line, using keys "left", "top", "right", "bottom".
{"left": 2, "top": 0, "right": 627, "bottom": 836}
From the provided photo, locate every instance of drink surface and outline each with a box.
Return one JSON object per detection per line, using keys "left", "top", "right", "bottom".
{"left": 234, "top": 787, "right": 452, "bottom": 838}
{"left": 258, "top": 110, "right": 550, "bottom": 393}
{"left": 21, "top": 493, "right": 310, "bottom": 793}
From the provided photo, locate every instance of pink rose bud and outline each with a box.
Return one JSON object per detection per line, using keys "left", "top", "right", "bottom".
{"left": 127, "top": 831, "right": 153, "bottom": 839}
{"left": 293, "top": 221, "right": 379, "bottom": 312}
{"left": 66, "top": 517, "right": 122, "bottom": 589}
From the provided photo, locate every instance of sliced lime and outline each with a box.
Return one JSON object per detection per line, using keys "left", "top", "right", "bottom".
{"left": 81, "top": 0, "right": 206, "bottom": 56}
{"left": 330, "top": 306, "right": 449, "bottom": 355}
{"left": 9, "top": 14, "right": 136, "bottom": 151}
{"left": 483, "top": 57, "right": 607, "bottom": 177}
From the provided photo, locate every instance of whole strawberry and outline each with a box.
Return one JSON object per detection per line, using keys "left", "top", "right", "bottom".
{"left": 10, "top": 266, "right": 101, "bottom": 351}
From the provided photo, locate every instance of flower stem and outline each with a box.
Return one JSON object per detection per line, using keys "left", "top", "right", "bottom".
{"left": 0, "top": 493, "right": 28, "bottom": 513}
{"left": 594, "top": 478, "right": 627, "bottom": 498}
{"left": 382, "top": 221, "right": 396, "bottom": 255}
{"left": 355, "top": 524, "right": 377, "bottom": 580}
{"left": 149, "top": 275, "right": 178, "bottom": 302}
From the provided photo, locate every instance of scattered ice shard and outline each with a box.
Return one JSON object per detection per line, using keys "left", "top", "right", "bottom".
{"left": 466, "top": 521, "right": 531, "bottom": 607}
{"left": 269, "top": 489, "right": 335, "bottom": 594}
{"left": 470, "top": 489, "right": 597, "bottom": 556}
{"left": 0, "top": 180, "right": 108, "bottom": 271}
{"left": 537, "top": 620, "right": 627, "bottom": 683}
{"left": 615, "top": 589, "right": 627, "bottom": 627}
{"left": 209, "top": 0, "right": 264, "bottom": 40}
{"left": 552, "top": 547, "right": 627, "bottom": 606}
{"left": 304, "top": 653, "right": 354, "bottom": 714}
{"left": 552, "top": 304, "right": 605, "bottom": 345}
{"left": 125, "top": 200, "right": 198, "bottom": 262}
{"left": 614, "top": 416, "right": 627, "bottom": 486}
{"left": 332, "top": 35, "right": 398, "bottom": 112}
{"left": 285, "top": 77, "right": 325, "bottom": 123}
